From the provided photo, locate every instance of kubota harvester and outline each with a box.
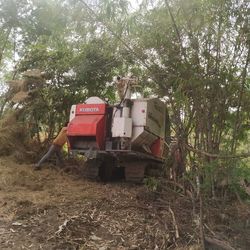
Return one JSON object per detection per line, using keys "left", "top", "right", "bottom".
{"left": 67, "top": 77, "right": 168, "bottom": 182}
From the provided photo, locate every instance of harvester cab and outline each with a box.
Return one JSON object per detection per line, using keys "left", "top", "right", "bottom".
{"left": 67, "top": 76, "right": 168, "bottom": 182}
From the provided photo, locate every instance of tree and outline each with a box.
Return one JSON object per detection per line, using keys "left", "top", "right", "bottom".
{"left": 0, "top": 0, "right": 249, "bottom": 194}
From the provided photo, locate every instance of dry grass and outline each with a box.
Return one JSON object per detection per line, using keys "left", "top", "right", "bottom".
{"left": 0, "top": 157, "right": 249, "bottom": 249}
{"left": 6, "top": 69, "right": 45, "bottom": 104}
{"left": 0, "top": 111, "right": 33, "bottom": 162}
{"left": 11, "top": 91, "right": 29, "bottom": 103}
{"left": 6, "top": 79, "right": 25, "bottom": 90}
{"left": 0, "top": 121, "right": 25, "bottom": 154}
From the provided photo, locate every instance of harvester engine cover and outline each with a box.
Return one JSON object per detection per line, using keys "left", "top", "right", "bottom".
{"left": 67, "top": 100, "right": 107, "bottom": 150}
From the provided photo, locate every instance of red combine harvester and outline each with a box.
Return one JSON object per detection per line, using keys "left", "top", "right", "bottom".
{"left": 67, "top": 77, "right": 168, "bottom": 182}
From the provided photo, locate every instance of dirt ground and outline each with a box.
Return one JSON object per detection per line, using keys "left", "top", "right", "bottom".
{"left": 0, "top": 157, "right": 249, "bottom": 250}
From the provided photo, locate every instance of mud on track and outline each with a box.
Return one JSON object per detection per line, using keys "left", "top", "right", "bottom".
{"left": 0, "top": 157, "right": 249, "bottom": 250}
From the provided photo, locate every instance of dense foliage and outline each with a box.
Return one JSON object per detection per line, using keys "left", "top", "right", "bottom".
{"left": 0, "top": 0, "right": 249, "bottom": 196}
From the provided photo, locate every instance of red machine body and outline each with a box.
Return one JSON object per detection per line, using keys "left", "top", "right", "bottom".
{"left": 150, "top": 138, "right": 165, "bottom": 158}
{"left": 67, "top": 103, "right": 107, "bottom": 149}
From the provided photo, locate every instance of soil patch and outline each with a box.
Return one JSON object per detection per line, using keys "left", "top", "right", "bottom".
{"left": 0, "top": 157, "right": 249, "bottom": 249}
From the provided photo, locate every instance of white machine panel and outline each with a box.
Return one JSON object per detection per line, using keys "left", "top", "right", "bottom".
{"left": 112, "top": 117, "right": 132, "bottom": 138}
{"left": 131, "top": 100, "right": 147, "bottom": 126}
{"left": 85, "top": 96, "right": 105, "bottom": 104}
{"left": 69, "top": 105, "right": 76, "bottom": 122}
{"left": 130, "top": 98, "right": 166, "bottom": 149}
{"left": 132, "top": 127, "right": 157, "bottom": 146}
{"left": 131, "top": 98, "right": 165, "bottom": 138}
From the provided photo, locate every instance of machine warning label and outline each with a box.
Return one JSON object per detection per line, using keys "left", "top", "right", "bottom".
{"left": 79, "top": 107, "right": 100, "bottom": 112}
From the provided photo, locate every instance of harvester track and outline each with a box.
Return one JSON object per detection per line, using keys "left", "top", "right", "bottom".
{"left": 124, "top": 162, "right": 146, "bottom": 183}
{"left": 74, "top": 150, "right": 165, "bottom": 183}
{"left": 83, "top": 159, "right": 101, "bottom": 180}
